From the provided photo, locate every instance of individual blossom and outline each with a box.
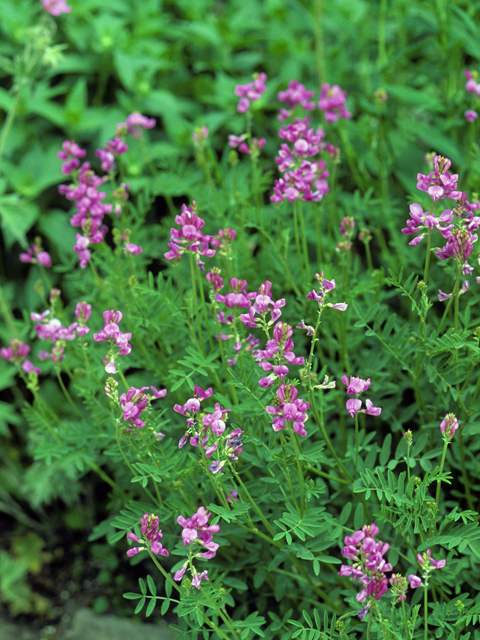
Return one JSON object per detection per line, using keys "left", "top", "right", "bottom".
{"left": 174, "top": 385, "right": 213, "bottom": 448}
{"left": 126, "top": 513, "right": 169, "bottom": 558}
{"left": 318, "top": 83, "right": 351, "bottom": 122}
{"left": 95, "top": 136, "right": 128, "bottom": 173}
{"left": 41, "top": 0, "right": 71, "bottom": 16}
{"left": 440, "top": 413, "right": 459, "bottom": 439}
{"left": 20, "top": 241, "right": 52, "bottom": 267}
{"left": 234, "top": 72, "right": 267, "bottom": 113}
{"left": 465, "top": 110, "right": 478, "bottom": 122}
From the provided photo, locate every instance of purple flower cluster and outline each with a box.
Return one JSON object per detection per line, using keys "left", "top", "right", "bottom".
{"left": 93, "top": 310, "right": 132, "bottom": 373}
{"left": 116, "top": 112, "right": 156, "bottom": 138}
{"left": 239, "top": 280, "right": 286, "bottom": 329}
{"left": 164, "top": 202, "right": 216, "bottom": 267}
{"left": 119, "top": 386, "right": 167, "bottom": 429}
{"left": 229, "top": 135, "right": 266, "bottom": 155}
{"left": 342, "top": 375, "right": 381, "bottom": 419}
{"left": 465, "top": 69, "right": 480, "bottom": 119}
{"left": 266, "top": 382, "right": 309, "bottom": 437}
{"left": 126, "top": 513, "right": 169, "bottom": 558}
{"left": 306, "top": 274, "right": 348, "bottom": 311}
{"left": 234, "top": 73, "right": 267, "bottom": 113}
{"left": 440, "top": 413, "right": 459, "bottom": 440}
{"left": 207, "top": 274, "right": 259, "bottom": 365}
{"left": 20, "top": 241, "right": 52, "bottom": 268}
{"left": 41, "top": 0, "right": 71, "bottom": 16}
{"left": 32, "top": 308, "right": 79, "bottom": 364}
{"left": 174, "top": 507, "right": 220, "bottom": 589}
{"left": 270, "top": 118, "right": 330, "bottom": 203}
{"left": 318, "top": 83, "right": 352, "bottom": 122}
{"left": 338, "top": 524, "right": 392, "bottom": 618}
{"left": 403, "top": 156, "right": 480, "bottom": 268}
{"left": 253, "top": 321, "right": 304, "bottom": 388}
{"left": 277, "top": 79, "right": 315, "bottom": 121}
{"left": 1, "top": 339, "right": 41, "bottom": 375}
{"left": 59, "top": 153, "right": 111, "bottom": 268}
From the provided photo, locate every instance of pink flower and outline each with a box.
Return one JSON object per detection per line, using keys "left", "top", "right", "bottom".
{"left": 440, "top": 413, "right": 459, "bottom": 439}
{"left": 126, "top": 513, "right": 169, "bottom": 558}
{"left": 1, "top": 339, "right": 30, "bottom": 362}
{"left": 342, "top": 375, "right": 371, "bottom": 395}
{"left": 41, "top": 0, "right": 71, "bottom": 16}
{"left": 465, "top": 110, "right": 478, "bottom": 122}
{"left": 408, "top": 575, "right": 422, "bottom": 588}
{"left": 20, "top": 242, "right": 52, "bottom": 267}
{"left": 22, "top": 361, "right": 42, "bottom": 374}
{"left": 126, "top": 243, "right": 142, "bottom": 255}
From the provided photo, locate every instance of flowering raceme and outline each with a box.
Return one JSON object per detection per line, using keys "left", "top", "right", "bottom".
{"left": 119, "top": 386, "right": 167, "bottom": 429}
{"left": 271, "top": 119, "right": 330, "bottom": 203}
{"left": 174, "top": 507, "right": 220, "bottom": 589}
{"left": 164, "top": 202, "right": 216, "bottom": 267}
{"left": 20, "top": 241, "right": 52, "bottom": 268}
{"left": 41, "top": 0, "right": 71, "bottom": 16}
{"left": 277, "top": 79, "right": 315, "bottom": 121}
{"left": 126, "top": 513, "right": 169, "bottom": 558}
{"left": 93, "top": 310, "right": 132, "bottom": 373}
{"left": 318, "top": 83, "right": 352, "bottom": 122}
{"left": 234, "top": 72, "right": 267, "bottom": 113}
{"left": 342, "top": 374, "right": 381, "bottom": 418}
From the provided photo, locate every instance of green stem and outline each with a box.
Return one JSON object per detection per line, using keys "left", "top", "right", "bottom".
{"left": 292, "top": 199, "right": 306, "bottom": 285}
{"left": 436, "top": 264, "right": 461, "bottom": 337}
{"left": 424, "top": 583, "right": 428, "bottom": 640}
{"left": 297, "top": 198, "right": 310, "bottom": 284}
{"left": 228, "top": 462, "right": 276, "bottom": 537}
{"left": 423, "top": 227, "right": 432, "bottom": 287}
{"left": 354, "top": 412, "right": 360, "bottom": 478}
{"left": 0, "top": 88, "right": 22, "bottom": 166}
{"left": 190, "top": 253, "right": 206, "bottom": 355}
{"left": 55, "top": 367, "right": 83, "bottom": 417}
{"left": 199, "top": 586, "right": 241, "bottom": 640}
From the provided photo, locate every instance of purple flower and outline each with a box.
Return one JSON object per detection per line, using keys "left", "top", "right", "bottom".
{"left": 465, "top": 110, "right": 478, "bottom": 122}
{"left": 318, "top": 83, "right": 351, "bottom": 122}
{"left": 21, "top": 361, "right": 41, "bottom": 374}
{"left": 20, "top": 242, "right": 52, "bottom": 267}
{"left": 342, "top": 375, "right": 371, "bottom": 395}
{"left": 234, "top": 73, "right": 267, "bottom": 113}
{"left": 41, "top": 0, "right": 71, "bottom": 16}
{"left": 126, "top": 513, "right": 169, "bottom": 558}
{"left": 408, "top": 575, "right": 422, "bottom": 588}
{"left": 164, "top": 202, "right": 216, "bottom": 264}
{"left": 116, "top": 113, "right": 156, "bottom": 138}
{"left": 440, "top": 413, "right": 459, "bottom": 439}
{"left": 1, "top": 339, "right": 30, "bottom": 362}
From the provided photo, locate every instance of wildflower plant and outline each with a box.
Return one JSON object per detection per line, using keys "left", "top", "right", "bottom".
{"left": 1, "top": 2, "right": 480, "bottom": 639}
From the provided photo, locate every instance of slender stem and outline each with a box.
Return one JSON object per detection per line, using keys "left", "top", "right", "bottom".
{"left": 292, "top": 200, "right": 306, "bottom": 285}
{"left": 306, "top": 464, "right": 350, "bottom": 485}
{"left": 190, "top": 253, "right": 206, "bottom": 355}
{"left": 424, "top": 583, "right": 429, "bottom": 640}
{"left": 297, "top": 198, "right": 310, "bottom": 284}
{"left": 423, "top": 227, "right": 432, "bottom": 286}
{"left": 199, "top": 586, "right": 241, "bottom": 640}
{"left": 279, "top": 431, "right": 300, "bottom": 512}
{"left": 354, "top": 412, "right": 360, "bottom": 478}
{"left": 0, "top": 88, "right": 22, "bottom": 166}
{"left": 228, "top": 462, "right": 276, "bottom": 537}
{"left": 436, "top": 264, "right": 461, "bottom": 337}
{"left": 55, "top": 367, "right": 83, "bottom": 417}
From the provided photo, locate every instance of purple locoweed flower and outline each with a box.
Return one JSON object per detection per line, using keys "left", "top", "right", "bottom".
{"left": 119, "top": 386, "right": 167, "bottom": 429}
{"left": 440, "top": 413, "right": 459, "bottom": 439}
{"left": 265, "top": 382, "right": 309, "bottom": 437}
{"left": 41, "top": 0, "right": 71, "bottom": 16}
{"left": 126, "top": 513, "right": 169, "bottom": 558}
{"left": 342, "top": 375, "right": 371, "bottom": 395}
{"left": 164, "top": 202, "right": 216, "bottom": 265}
{"left": 465, "top": 110, "right": 478, "bottom": 122}
{"left": 20, "top": 241, "right": 52, "bottom": 268}
{"left": 234, "top": 73, "right": 267, "bottom": 113}
{"left": 116, "top": 113, "right": 156, "bottom": 138}
{"left": 277, "top": 79, "right": 315, "bottom": 121}
{"left": 318, "top": 83, "right": 351, "bottom": 122}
